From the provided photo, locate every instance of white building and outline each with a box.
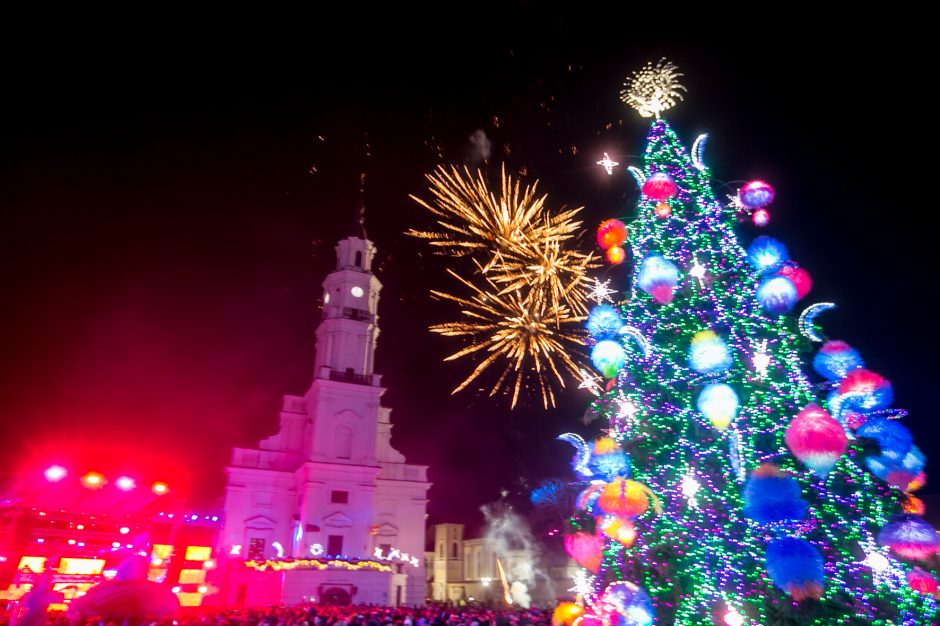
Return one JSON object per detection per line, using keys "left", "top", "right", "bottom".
{"left": 426, "top": 523, "right": 578, "bottom": 607}
{"left": 222, "top": 230, "right": 430, "bottom": 607}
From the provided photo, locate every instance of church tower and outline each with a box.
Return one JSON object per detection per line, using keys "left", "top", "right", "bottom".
{"left": 314, "top": 235, "right": 381, "bottom": 383}
{"left": 222, "top": 201, "right": 430, "bottom": 608}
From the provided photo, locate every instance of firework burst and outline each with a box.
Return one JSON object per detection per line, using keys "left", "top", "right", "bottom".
{"left": 409, "top": 165, "right": 597, "bottom": 408}
{"left": 620, "top": 58, "right": 686, "bottom": 118}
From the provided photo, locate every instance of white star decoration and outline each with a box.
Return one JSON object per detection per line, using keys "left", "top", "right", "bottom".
{"left": 590, "top": 278, "right": 615, "bottom": 304}
{"left": 596, "top": 152, "right": 619, "bottom": 175}
{"left": 578, "top": 369, "right": 603, "bottom": 396}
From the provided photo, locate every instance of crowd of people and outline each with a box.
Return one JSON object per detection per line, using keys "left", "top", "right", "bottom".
{"left": 3, "top": 604, "right": 555, "bottom": 626}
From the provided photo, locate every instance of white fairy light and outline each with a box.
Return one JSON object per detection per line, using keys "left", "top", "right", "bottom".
{"left": 680, "top": 473, "right": 701, "bottom": 508}
{"left": 753, "top": 339, "right": 771, "bottom": 378}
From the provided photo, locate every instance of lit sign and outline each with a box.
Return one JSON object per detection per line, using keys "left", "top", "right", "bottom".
{"left": 184, "top": 546, "right": 212, "bottom": 561}
{"left": 58, "top": 558, "right": 105, "bottom": 576}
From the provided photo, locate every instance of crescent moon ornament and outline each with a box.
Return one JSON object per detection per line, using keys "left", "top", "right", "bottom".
{"left": 557, "top": 433, "right": 593, "bottom": 477}
{"left": 799, "top": 302, "right": 836, "bottom": 342}
{"left": 691, "top": 133, "right": 708, "bottom": 171}
{"left": 619, "top": 325, "right": 652, "bottom": 358}
{"left": 627, "top": 166, "right": 646, "bottom": 188}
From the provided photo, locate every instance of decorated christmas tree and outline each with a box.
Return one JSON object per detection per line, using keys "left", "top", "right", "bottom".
{"left": 554, "top": 60, "right": 939, "bottom": 625}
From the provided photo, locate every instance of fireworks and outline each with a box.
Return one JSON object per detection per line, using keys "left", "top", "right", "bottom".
{"left": 409, "top": 165, "right": 596, "bottom": 408}
{"left": 620, "top": 58, "right": 686, "bottom": 118}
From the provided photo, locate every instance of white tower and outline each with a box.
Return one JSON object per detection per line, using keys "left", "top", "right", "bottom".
{"left": 315, "top": 236, "right": 382, "bottom": 382}
{"left": 223, "top": 203, "right": 430, "bottom": 607}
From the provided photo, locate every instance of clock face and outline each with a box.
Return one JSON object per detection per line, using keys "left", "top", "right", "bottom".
{"left": 351, "top": 286, "right": 364, "bottom": 298}
{"left": 324, "top": 292, "right": 330, "bottom": 304}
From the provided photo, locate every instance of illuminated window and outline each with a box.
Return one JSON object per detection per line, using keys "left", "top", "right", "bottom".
{"left": 17, "top": 556, "right": 46, "bottom": 573}
{"left": 152, "top": 544, "right": 173, "bottom": 559}
{"left": 177, "top": 592, "right": 203, "bottom": 607}
{"left": 58, "top": 558, "right": 105, "bottom": 575}
{"left": 184, "top": 546, "right": 212, "bottom": 561}
{"left": 330, "top": 490, "right": 349, "bottom": 504}
{"left": 178, "top": 569, "right": 206, "bottom": 584}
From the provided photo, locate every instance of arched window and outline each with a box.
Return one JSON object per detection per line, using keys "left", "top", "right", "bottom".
{"left": 335, "top": 426, "right": 353, "bottom": 459}
{"left": 355, "top": 251, "right": 362, "bottom": 267}
{"left": 451, "top": 542, "right": 458, "bottom": 558}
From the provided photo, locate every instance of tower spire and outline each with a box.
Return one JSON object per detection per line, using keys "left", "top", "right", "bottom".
{"left": 351, "top": 172, "right": 367, "bottom": 239}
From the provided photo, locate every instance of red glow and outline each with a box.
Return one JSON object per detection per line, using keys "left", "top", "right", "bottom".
{"left": 152, "top": 481, "right": 169, "bottom": 495}
{"left": 44, "top": 465, "right": 67, "bottom": 482}
{"left": 81, "top": 472, "right": 106, "bottom": 489}
{"left": 605, "top": 246, "right": 626, "bottom": 265}
{"left": 116, "top": 476, "right": 136, "bottom": 491}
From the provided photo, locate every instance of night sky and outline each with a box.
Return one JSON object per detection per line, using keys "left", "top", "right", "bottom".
{"left": 2, "top": 16, "right": 935, "bottom": 531}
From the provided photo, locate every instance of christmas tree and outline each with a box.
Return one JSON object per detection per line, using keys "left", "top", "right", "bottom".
{"left": 554, "top": 60, "right": 939, "bottom": 625}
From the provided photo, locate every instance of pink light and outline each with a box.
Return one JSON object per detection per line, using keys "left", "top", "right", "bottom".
{"left": 119, "top": 527, "right": 130, "bottom": 535}
{"left": 44, "top": 465, "right": 68, "bottom": 482}
{"left": 116, "top": 476, "right": 136, "bottom": 491}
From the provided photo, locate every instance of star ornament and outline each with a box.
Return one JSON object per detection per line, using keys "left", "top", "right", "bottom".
{"left": 590, "top": 278, "right": 615, "bottom": 304}
{"left": 596, "top": 152, "right": 619, "bottom": 175}
{"left": 578, "top": 369, "right": 603, "bottom": 396}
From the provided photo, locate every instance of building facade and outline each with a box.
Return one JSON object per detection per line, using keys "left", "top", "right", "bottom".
{"left": 425, "top": 523, "right": 578, "bottom": 608}
{"left": 222, "top": 233, "right": 430, "bottom": 607}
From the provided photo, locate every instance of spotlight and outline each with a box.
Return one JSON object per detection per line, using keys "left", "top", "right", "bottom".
{"left": 44, "top": 465, "right": 68, "bottom": 482}
{"left": 81, "top": 472, "right": 106, "bottom": 489}
{"left": 116, "top": 476, "right": 136, "bottom": 491}
{"left": 151, "top": 482, "right": 169, "bottom": 495}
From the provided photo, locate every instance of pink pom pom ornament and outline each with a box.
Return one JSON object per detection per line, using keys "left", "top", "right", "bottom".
{"left": 785, "top": 403, "right": 847, "bottom": 477}
{"left": 642, "top": 172, "right": 677, "bottom": 201}
{"left": 563, "top": 532, "right": 605, "bottom": 572}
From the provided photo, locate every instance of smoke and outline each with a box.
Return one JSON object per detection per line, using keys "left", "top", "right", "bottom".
{"left": 481, "top": 501, "right": 552, "bottom": 608}
{"left": 466, "top": 129, "right": 491, "bottom": 165}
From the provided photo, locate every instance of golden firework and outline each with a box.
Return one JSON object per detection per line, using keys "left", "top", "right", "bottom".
{"left": 620, "top": 58, "right": 686, "bottom": 118}
{"left": 430, "top": 268, "right": 585, "bottom": 409}
{"left": 407, "top": 165, "right": 585, "bottom": 267}
{"left": 409, "top": 165, "right": 597, "bottom": 408}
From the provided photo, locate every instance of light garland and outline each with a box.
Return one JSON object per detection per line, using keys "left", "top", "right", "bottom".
{"left": 373, "top": 546, "right": 421, "bottom": 567}
{"left": 244, "top": 558, "right": 393, "bottom": 573}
